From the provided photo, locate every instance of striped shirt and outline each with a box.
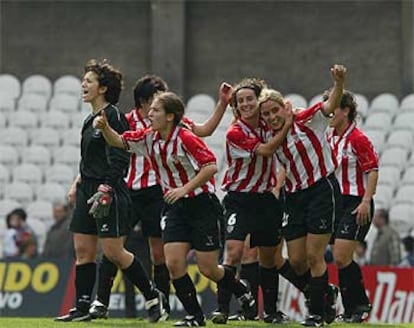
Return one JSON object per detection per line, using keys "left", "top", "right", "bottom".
{"left": 222, "top": 118, "right": 276, "bottom": 193}
{"left": 276, "top": 102, "right": 336, "bottom": 193}
{"left": 122, "top": 125, "right": 216, "bottom": 197}
{"left": 328, "top": 122, "right": 379, "bottom": 196}
{"left": 124, "top": 109, "right": 158, "bottom": 190}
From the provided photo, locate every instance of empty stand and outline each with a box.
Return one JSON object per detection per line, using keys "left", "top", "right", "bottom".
{"left": 36, "top": 183, "right": 66, "bottom": 203}
{"left": 285, "top": 93, "right": 307, "bottom": 109}
{"left": 22, "top": 74, "right": 52, "bottom": 99}
{"left": 53, "top": 75, "right": 82, "bottom": 98}
{"left": 4, "top": 182, "right": 34, "bottom": 206}
{"left": 17, "top": 93, "right": 48, "bottom": 113}
{"left": 0, "top": 74, "right": 21, "bottom": 99}
{"left": 49, "top": 93, "right": 80, "bottom": 113}
{"left": 368, "top": 92, "right": 399, "bottom": 117}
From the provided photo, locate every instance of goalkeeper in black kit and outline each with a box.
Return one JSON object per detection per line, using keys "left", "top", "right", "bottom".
{"left": 55, "top": 59, "right": 168, "bottom": 323}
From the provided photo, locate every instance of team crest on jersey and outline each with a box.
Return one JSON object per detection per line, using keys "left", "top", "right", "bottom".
{"left": 171, "top": 154, "right": 180, "bottom": 164}
{"left": 319, "top": 219, "right": 328, "bottom": 230}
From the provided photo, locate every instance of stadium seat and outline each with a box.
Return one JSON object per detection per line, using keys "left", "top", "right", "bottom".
{"left": 285, "top": 93, "right": 307, "bottom": 109}
{"left": 377, "top": 166, "right": 401, "bottom": 190}
{"left": 8, "top": 110, "right": 39, "bottom": 130}
{"left": 368, "top": 93, "right": 399, "bottom": 117}
{"left": 401, "top": 167, "right": 414, "bottom": 185}
{"left": 0, "top": 112, "right": 7, "bottom": 128}
{"left": 4, "top": 182, "right": 34, "bottom": 206}
{"left": 407, "top": 152, "right": 414, "bottom": 168}
{"left": 308, "top": 93, "right": 324, "bottom": 106}
{"left": 0, "top": 164, "right": 10, "bottom": 198}
{"left": 186, "top": 94, "right": 216, "bottom": 115}
{"left": 12, "top": 163, "right": 43, "bottom": 188}
{"left": 40, "top": 111, "right": 70, "bottom": 130}
{"left": 45, "top": 164, "right": 75, "bottom": 186}
{"left": 61, "top": 128, "right": 81, "bottom": 147}
{"left": 0, "top": 74, "right": 21, "bottom": 99}
{"left": 27, "top": 200, "right": 53, "bottom": 223}
{"left": 17, "top": 93, "right": 48, "bottom": 113}
{"left": 70, "top": 111, "right": 89, "bottom": 128}
{"left": 0, "top": 127, "right": 29, "bottom": 150}
{"left": 20, "top": 145, "right": 52, "bottom": 172}
{"left": 36, "top": 183, "right": 66, "bottom": 203}
{"left": 49, "top": 93, "right": 80, "bottom": 113}
{"left": 31, "top": 127, "right": 61, "bottom": 150}
{"left": 28, "top": 217, "right": 49, "bottom": 253}
{"left": 53, "top": 75, "right": 82, "bottom": 98}
{"left": 22, "top": 74, "right": 52, "bottom": 99}
{"left": 380, "top": 147, "right": 410, "bottom": 170}
{"left": 354, "top": 93, "right": 369, "bottom": 119}
{"left": 399, "top": 93, "right": 414, "bottom": 112}
{"left": 0, "top": 93, "right": 16, "bottom": 113}
{"left": 389, "top": 204, "right": 414, "bottom": 236}
{"left": 374, "top": 184, "right": 394, "bottom": 209}
{"left": 393, "top": 112, "right": 414, "bottom": 131}
{"left": 0, "top": 199, "right": 22, "bottom": 218}
{"left": 363, "top": 112, "right": 392, "bottom": 132}
{"left": 0, "top": 145, "right": 19, "bottom": 168}
{"left": 385, "top": 130, "right": 413, "bottom": 151}
{"left": 393, "top": 185, "right": 414, "bottom": 205}
{"left": 362, "top": 128, "right": 387, "bottom": 154}
{"left": 53, "top": 145, "right": 80, "bottom": 173}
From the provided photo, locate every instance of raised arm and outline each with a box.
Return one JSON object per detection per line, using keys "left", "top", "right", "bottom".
{"left": 191, "top": 82, "right": 232, "bottom": 137}
{"left": 93, "top": 110, "right": 126, "bottom": 149}
{"left": 322, "top": 64, "right": 346, "bottom": 116}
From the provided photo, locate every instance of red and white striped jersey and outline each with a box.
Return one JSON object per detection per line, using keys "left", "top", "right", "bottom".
{"left": 122, "top": 125, "right": 216, "bottom": 197}
{"left": 276, "top": 102, "right": 336, "bottom": 193}
{"left": 328, "top": 122, "right": 379, "bottom": 196}
{"left": 124, "top": 109, "right": 158, "bottom": 190}
{"left": 222, "top": 118, "right": 276, "bottom": 193}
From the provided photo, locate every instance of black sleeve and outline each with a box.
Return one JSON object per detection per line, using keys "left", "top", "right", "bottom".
{"left": 104, "top": 106, "right": 130, "bottom": 187}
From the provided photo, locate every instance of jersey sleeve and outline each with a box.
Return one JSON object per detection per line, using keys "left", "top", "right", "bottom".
{"left": 226, "top": 125, "right": 261, "bottom": 159}
{"left": 352, "top": 134, "right": 379, "bottom": 172}
{"left": 179, "top": 129, "right": 216, "bottom": 169}
{"left": 122, "top": 128, "right": 150, "bottom": 156}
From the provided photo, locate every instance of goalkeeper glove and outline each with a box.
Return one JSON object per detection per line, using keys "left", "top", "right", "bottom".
{"left": 87, "top": 184, "right": 113, "bottom": 219}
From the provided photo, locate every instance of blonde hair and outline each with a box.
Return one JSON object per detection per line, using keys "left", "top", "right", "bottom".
{"left": 258, "top": 88, "right": 284, "bottom": 109}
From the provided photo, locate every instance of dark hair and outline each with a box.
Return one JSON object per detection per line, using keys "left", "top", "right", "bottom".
{"left": 154, "top": 92, "right": 185, "bottom": 125}
{"left": 402, "top": 236, "right": 414, "bottom": 253}
{"left": 323, "top": 89, "right": 357, "bottom": 122}
{"left": 376, "top": 208, "right": 389, "bottom": 224}
{"left": 133, "top": 75, "right": 168, "bottom": 108}
{"left": 6, "top": 208, "right": 27, "bottom": 227}
{"left": 84, "top": 59, "right": 123, "bottom": 105}
{"left": 231, "top": 78, "right": 267, "bottom": 108}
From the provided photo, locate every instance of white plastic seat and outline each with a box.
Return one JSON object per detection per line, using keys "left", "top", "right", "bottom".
{"left": 49, "top": 93, "right": 80, "bottom": 113}
{"left": 0, "top": 127, "right": 29, "bottom": 150}
{"left": 385, "top": 130, "right": 413, "bottom": 151}
{"left": 53, "top": 145, "right": 80, "bottom": 172}
{"left": 285, "top": 93, "right": 307, "bottom": 109}
{"left": 0, "top": 145, "right": 19, "bottom": 168}
{"left": 0, "top": 93, "right": 16, "bottom": 113}
{"left": 362, "top": 128, "right": 387, "bottom": 154}
{"left": 393, "top": 112, "right": 414, "bottom": 131}
{"left": 408, "top": 152, "right": 414, "bottom": 168}
{"left": 27, "top": 200, "right": 53, "bottom": 222}
{"left": 363, "top": 112, "right": 392, "bottom": 132}
{"left": 186, "top": 94, "right": 216, "bottom": 115}
{"left": 70, "top": 111, "right": 89, "bottom": 128}
{"left": 40, "top": 111, "right": 70, "bottom": 130}
{"left": 393, "top": 185, "right": 414, "bottom": 205}
{"left": 54, "top": 75, "right": 82, "bottom": 98}
{"left": 308, "top": 93, "right": 324, "bottom": 106}
{"left": 31, "top": 127, "right": 61, "bottom": 150}
{"left": 0, "top": 199, "right": 22, "bottom": 218}
{"left": 399, "top": 93, "right": 414, "bottom": 112}
{"left": 12, "top": 163, "right": 43, "bottom": 188}
{"left": 22, "top": 74, "right": 52, "bottom": 99}
{"left": 377, "top": 166, "right": 401, "bottom": 190}
{"left": 36, "top": 183, "right": 66, "bottom": 203}
{"left": 7, "top": 110, "right": 39, "bottom": 129}
{"left": 61, "top": 128, "right": 81, "bottom": 147}
{"left": 0, "top": 74, "right": 21, "bottom": 99}
{"left": 20, "top": 145, "right": 52, "bottom": 172}
{"left": 354, "top": 93, "right": 369, "bottom": 119}
{"left": 368, "top": 93, "right": 399, "bottom": 117}
{"left": 0, "top": 164, "right": 10, "bottom": 197}
{"left": 4, "top": 182, "right": 34, "bottom": 206}
{"left": 0, "top": 112, "right": 7, "bottom": 128}
{"left": 380, "top": 148, "right": 409, "bottom": 170}
{"left": 45, "top": 164, "right": 75, "bottom": 186}
{"left": 389, "top": 204, "right": 414, "bottom": 236}
{"left": 374, "top": 184, "right": 394, "bottom": 209}
{"left": 401, "top": 167, "right": 414, "bottom": 185}
{"left": 17, "top": 93, "right": 48, "bottom": 113}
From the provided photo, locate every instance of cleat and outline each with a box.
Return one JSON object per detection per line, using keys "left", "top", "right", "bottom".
{"left": 301, "top": 314, "right": 324, "bottom": 327}
{"left": 54, "top": 308, "right": 91, "bottom": 322}
{"left": 264, "top": 310, "right": 290, "bottom": 323}
{"left": 324, "top": 284, "right": 338, "bottom": 324}
{"left": 89, "top": 300, "right": 108, "bottom": 319}
{"left": 228, "top": 313, "right": 246, "bottom": 321}
{"left": 237, "top": 280, "right": 257, "bottom": 320}
{"left": 211, "top": 310, "right": 228, "bottom": 324}
{"left": 145, "top": 289, "right": 169, "bottom": 322}
{"left": 173, "top": 315, "right": 206, "bottom": 327}
{"left": 345, "top": 304, "right": 372, "bottom": 323}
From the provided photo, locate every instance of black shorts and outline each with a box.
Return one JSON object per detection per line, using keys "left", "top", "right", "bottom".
{"left": 161, "top": 193, "right": 223, "bottom": 251}
{"left": 70, "top": 179, "right": 131, "bottom": 238}
{"left": 283, "top": 174, "right": 343, "bottom": 241}
{"left": 331, "top": 195, "right": 374, "bottom": 242}
{"left": 130, "top": 185, "right": 164, "bottom": 238}
{"left": 222, "top": 191, "right": 283, "bottom": 247}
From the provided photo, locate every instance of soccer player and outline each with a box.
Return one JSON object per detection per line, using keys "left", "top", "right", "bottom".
{"left": 93, "top": 91, "right": 256, "bottom": 327}
{"left": 261, "top": 64, "right": 346, "bottom": 327}
{"left": 55, "top": 60, "right": 168, "bottom": 323}
{"left": 327, "top": 90, "right": 378, "bottom": 323}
